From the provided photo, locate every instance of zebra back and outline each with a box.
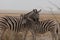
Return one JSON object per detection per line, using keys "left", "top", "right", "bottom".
{"left": 35, "top": 19, "right": 58, "bottom": 34}
{"left": 0, "top": 16, "right": 19, "bottom": 32}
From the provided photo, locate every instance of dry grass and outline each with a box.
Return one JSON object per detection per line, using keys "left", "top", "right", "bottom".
{"left": 0, "top": 13, "right": 60, "bottom": 40}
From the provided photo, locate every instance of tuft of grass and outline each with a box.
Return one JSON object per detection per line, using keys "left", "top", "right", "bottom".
{"left": 2, "top": 30, "right": 23, "bottom": 40}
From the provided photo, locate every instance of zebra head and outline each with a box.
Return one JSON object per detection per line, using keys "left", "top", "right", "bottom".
{"left": 22, "top": 9, "right": 41, "bottom": 24}
{"left": 32, "top": 9, "right": 41, "bottom": 22}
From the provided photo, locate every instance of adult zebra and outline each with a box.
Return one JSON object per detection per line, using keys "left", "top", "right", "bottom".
{"left": 34, "top": 19, "right": 59, "bottom": 40}
{"left": 0, "top": 9, "right": 41, "bottom": 40}
{"left": 0, "top": 16, "right": 20, "bottom": 40}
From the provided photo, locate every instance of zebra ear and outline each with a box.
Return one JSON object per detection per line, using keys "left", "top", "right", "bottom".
{"left": 22, "top": 19, "right": 27, "bottom": 24}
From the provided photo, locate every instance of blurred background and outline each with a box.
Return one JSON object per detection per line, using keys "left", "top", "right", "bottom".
{"left": 0, "top": 0, "right": 60, "bottom": 13}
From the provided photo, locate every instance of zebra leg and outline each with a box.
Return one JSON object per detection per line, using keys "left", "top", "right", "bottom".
{"left": 51, "top": 30, "right": 55, "bottom": 40}
{"left": 54, "top": 27, "right": 59, "bottom": 40}
{"left": 23, "top": 31, "right": 28, "bottom": 40}
{"left": 32, "top": 32, "right": 36, "bottom": 40}
{"left": 30, "top": 30, "right": 36, "bottom": 40}
{"left": 0, "top": 29, "right": 6, "bottom": 40}
{"left": 51, "top": 28, "right": 58, "bottom": 40}
{"left": 53, "top": 24, "right": 59, "bottom": 40}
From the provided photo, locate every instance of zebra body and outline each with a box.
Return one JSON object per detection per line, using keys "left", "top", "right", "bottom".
{"left": 0, "top": 16, "right": 19, "bottom": 32}
{"left": 0, "top": 15, "right": 30, "bottom": 40}
{"left": 33, "top": 19, "right": 59, "bottom": 40}
{"left": 37, "top": 19, "right": 57, "bottom": 33}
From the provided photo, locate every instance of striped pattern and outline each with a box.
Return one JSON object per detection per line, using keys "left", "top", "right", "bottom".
{"left": 37, "top": 19, "right": 56, "bottom": 33}
{"left": 0, "top": 14, "right": 33, "bottom": 31}
{"left": 33, "top": 19, "right": 59, "bottom": 40}
{"left": 0, "top": 9, "right": 41, "bottom": 40}
{"left": 0, "top": 9, "right": 40, "bottom": 32}
{"left": 0, "top": 16, "right": 19, "bottom": 32}
{"left": 0, "top": 15, "right": 30, "bottom": 40}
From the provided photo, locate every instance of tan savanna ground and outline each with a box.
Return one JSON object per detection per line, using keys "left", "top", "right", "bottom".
{"left": 0, "top": 10, "right": 60, "bottom": 40}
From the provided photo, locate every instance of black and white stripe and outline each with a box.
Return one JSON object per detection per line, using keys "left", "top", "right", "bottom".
{"left": 0, "top": 9, "right": 41, "bottom": 40}
{"left": 0, "top": 15, "right": 30, "bottom": 40}
{"left": 0, "top": 9, "right": 40, "bottom": 32}
{"left": 33, "top": 19, "right": 59, "bottom": 40}
{"left": 0, "top": 16, "right": 19, "bottom": 32}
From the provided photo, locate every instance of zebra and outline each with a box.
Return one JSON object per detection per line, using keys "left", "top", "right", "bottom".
{"left": 19, "top": 9, "right": 41, "bottom": 40}
{"left": 33, "top": 19, "right": 59, "bottom": 40}
{"left": 23, "top": 9, "right": 59, "bottom": 40}
{"left": 21, "top": 9, "right": 59, "bottom": 40}
{"left": 0, "top": 16, "right": 20, "bottom": 40}
{"left": 0, "top": 9, "right": 41, "bottom": 40}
